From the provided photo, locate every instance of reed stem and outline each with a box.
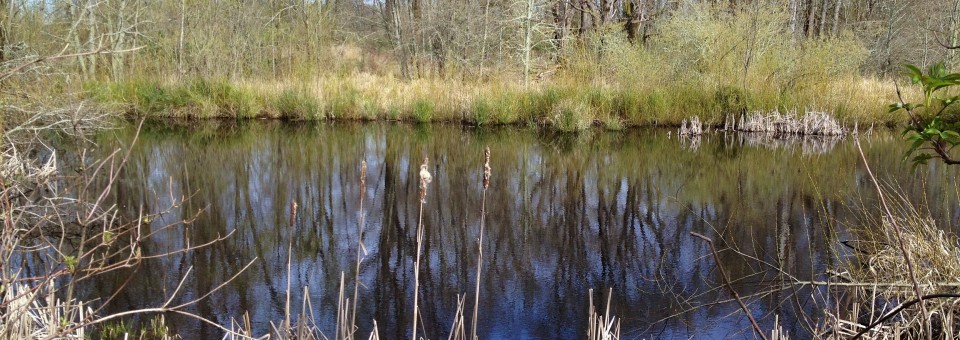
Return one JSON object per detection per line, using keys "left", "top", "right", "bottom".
{"left": 412, "top": 157, "right": 431, "bottom": 340}
{"left": 470, "top": 147, "right": 491, "bottom": 340}
{"left": 350, "top": 160, "right": 367, "bottom": 338}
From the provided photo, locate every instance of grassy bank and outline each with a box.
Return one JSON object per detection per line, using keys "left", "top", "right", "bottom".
{"left": 85, "top": 74, "right": 902, "bottom": 132}
{"left": 5, "top": 2, "right": 913, "bottom": 132}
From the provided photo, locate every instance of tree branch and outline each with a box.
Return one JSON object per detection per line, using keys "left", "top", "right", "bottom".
{"left": 0, "top": 45, "right": 143, "bottom": 82}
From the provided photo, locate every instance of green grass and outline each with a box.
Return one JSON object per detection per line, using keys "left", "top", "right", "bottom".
{"left": 273, "top": 89, "right": 321, "bottom": 119}
{"left": 472, "top": 98, "right": 494, "bottom": 126}
{"left": 411, "top": 99, "right": 434, "bottom": 123}
{"left": 85, "top": 75, "right": 901, "bottom": 131}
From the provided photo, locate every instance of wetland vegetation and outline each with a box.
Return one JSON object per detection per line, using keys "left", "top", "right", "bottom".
{"left": 4, "top": 0, "right": 960, "bottom": 339}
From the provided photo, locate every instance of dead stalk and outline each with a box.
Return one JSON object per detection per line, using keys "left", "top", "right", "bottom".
{"left": 350, "top": 160, "right": 368, "bottom": 338}
{"left": 412, "top": 157, "right": 431, "bottom": 340}
{"left": 853, "top": 137, "right": 930, "bottom": 337}
{"left": 690, "top": 232, "right": 768, "bottom": 340}
{"left": 470, "top": 147, "right": 491, "bottom": 340}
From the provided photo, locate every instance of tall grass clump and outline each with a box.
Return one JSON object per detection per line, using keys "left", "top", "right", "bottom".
{"left": 564, "top": 2, "right": 881, "bottom": 125}
{"left": 412, "top": 99, "right": 435, "bottom": 123}
{"left": 273, "top": 89, "right": 321, "bottom": 119}
{"left": 550, "top": 98, "right": 592, "bottom": 132}
{"left": 472, "top": 99, "right": 494, "bottom": 126}
{"left": 186, "top": 78, "right": 258, "bottom": 118}
{"left": 88, "top": 78, "right": 261, "bottom": 118}
{"left": 325, "top": 84, "right": 362, "bottom": 119}
{"left": 115, "top": 80, "right": 191, "bottom": 115}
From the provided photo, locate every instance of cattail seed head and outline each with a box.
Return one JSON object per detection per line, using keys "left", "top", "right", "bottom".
{"left": 289, "top": 200, "right": 298, "bottom": 226}
{"left": 419, "top": 157, "right": 431, "bottom": 202}
{"left": 360, "top": 160, "right": 367, "bottom": 187}
{"left": 482, "top": 147, "right": 491, "bottom": 189}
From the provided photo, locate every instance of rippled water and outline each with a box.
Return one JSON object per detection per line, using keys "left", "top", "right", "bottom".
{"left": 71, "top": 121, "right": 960, "bottom": 338}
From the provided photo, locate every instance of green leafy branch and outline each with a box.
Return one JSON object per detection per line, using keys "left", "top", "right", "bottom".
{"left": 890, "top": 62, "right": 960, "bottom": 167}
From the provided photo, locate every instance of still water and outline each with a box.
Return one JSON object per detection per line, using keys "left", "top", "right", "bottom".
{"left": 83, "top": 120, "right": 960, "bottom": 339}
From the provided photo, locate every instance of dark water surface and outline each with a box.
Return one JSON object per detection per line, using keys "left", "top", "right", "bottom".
{"left": 80, "top": 121, "right": 960, "bottom": 339}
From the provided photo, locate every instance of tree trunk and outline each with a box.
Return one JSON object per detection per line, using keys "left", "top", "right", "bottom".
{"left": 479, "top": 0, "right": 492, "bottom": 74}
{"left": 819, "top": 0, "right": 829, "bottom": 37}
{"left": 831, "top": 0, "right": 841, "bottom": 36}
{"left": 86, "top": 0, "right": 98, "bottom": 78}
{"left": 523, "top": 0, "right": 534, "bottom": 88}
{"left": 788, "top": 0, "right": 799, "bottom": 38}
{"left": 952, "top": 0, "right": 960, "bottom": 63}
{"left": 0, "top": 0, "right": 7, "bottom": 62}
{"left": 600, "top": 0, "right": 615, "bottom": 26}
{"left": 110, "top": 0, "right": 128, "bottom": 80}
{"left": 70, "top": 3, "right": 88, "bottom": 76}
{"left": 579, "top": 0, "right": 595, "bottom": 36}
{"left": 552, "top": 0, "right": 567, "bottom": 52}
{"left": 385, "top": 0, "right": 409, "bottom": 78}
{"left": 806, "top": 0, "right": 817, "bottom": 38}
{"left": 178, "top": 0, "right": 186, "bottom": 75}
{"left": 625, "top": 0, "right": 651, "bottom": 44}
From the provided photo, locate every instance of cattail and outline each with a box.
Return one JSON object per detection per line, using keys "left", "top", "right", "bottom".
{"left": 419, "top": 157, "right": 431, "bottom": 202}
{"left": 482, "top": 147, "right": 491, "bottom": 189}
{"left": 360, "top": 160, "right": 367, "bottom": 187}
{"left": 289, "top": 200, "right": 298, "bottom": 226}
{"left": 472, "top": 147, "right": 492, "bottom": 340}
{"left": 412, "top": 156, "right": 430, "bottom": 340}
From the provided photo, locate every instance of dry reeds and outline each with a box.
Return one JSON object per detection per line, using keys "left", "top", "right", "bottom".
{"left": 828, "top": 206, "right": 960, "bottom": 339}
{"left": 587, "top": 289, "right": 620, "bottom": 340}
{"left": 225, "top": 161, "right": 380, "bottom": 340}
{"left": 730, "top": 110, "right": 846, "bottom": 136}
{"left": 679, "top": 116, "right": 704, "bottom": 136}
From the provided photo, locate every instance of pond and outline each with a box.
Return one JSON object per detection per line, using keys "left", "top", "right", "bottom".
{"left": 79, "top": 120, "right": 960, "bottom": 339}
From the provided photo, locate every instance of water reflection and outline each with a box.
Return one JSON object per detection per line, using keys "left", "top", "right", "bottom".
{"left": 82, "top": 121, "right": 960, "bottom": 339}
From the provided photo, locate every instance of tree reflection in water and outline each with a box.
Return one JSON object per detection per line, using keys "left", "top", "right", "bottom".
{"left": 75, "top": 121, "right": 960, "bottom": 339}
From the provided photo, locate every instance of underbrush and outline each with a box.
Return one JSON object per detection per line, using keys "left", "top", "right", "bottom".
{"left": 827, "top": 196, "right": 960, "bottom": 338}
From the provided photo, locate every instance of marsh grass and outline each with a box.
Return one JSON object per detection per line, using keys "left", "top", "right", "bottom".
{"left": 85, "top": 70, "right": 902, "bottom": 131}
{"left": 827, "top": 193, "right": 960, "bottom": 339}
{"left": 273, "top": 89, "right": 321, "bottom": 120}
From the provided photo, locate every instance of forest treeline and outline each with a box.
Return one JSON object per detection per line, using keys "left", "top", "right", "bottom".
{"left": 2, "top": 0, "right": 960, "bottom": 127}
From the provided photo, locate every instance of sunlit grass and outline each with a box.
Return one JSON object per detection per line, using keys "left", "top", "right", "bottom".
{"left": 87, "top": 72, "right": 903, "bottom": 131}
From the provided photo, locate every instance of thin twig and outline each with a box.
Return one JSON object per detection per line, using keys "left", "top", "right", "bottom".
{"left": 690, "top": 232, "right": 768, "bottom": 340}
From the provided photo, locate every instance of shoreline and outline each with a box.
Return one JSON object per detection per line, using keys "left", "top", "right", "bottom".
{"left": 86, "top": 76, "right": 903, "bottom": 133}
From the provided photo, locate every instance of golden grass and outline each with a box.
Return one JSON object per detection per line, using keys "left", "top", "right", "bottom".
{"left": 87, "top": 72, "right": 906, "bottom": 132}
